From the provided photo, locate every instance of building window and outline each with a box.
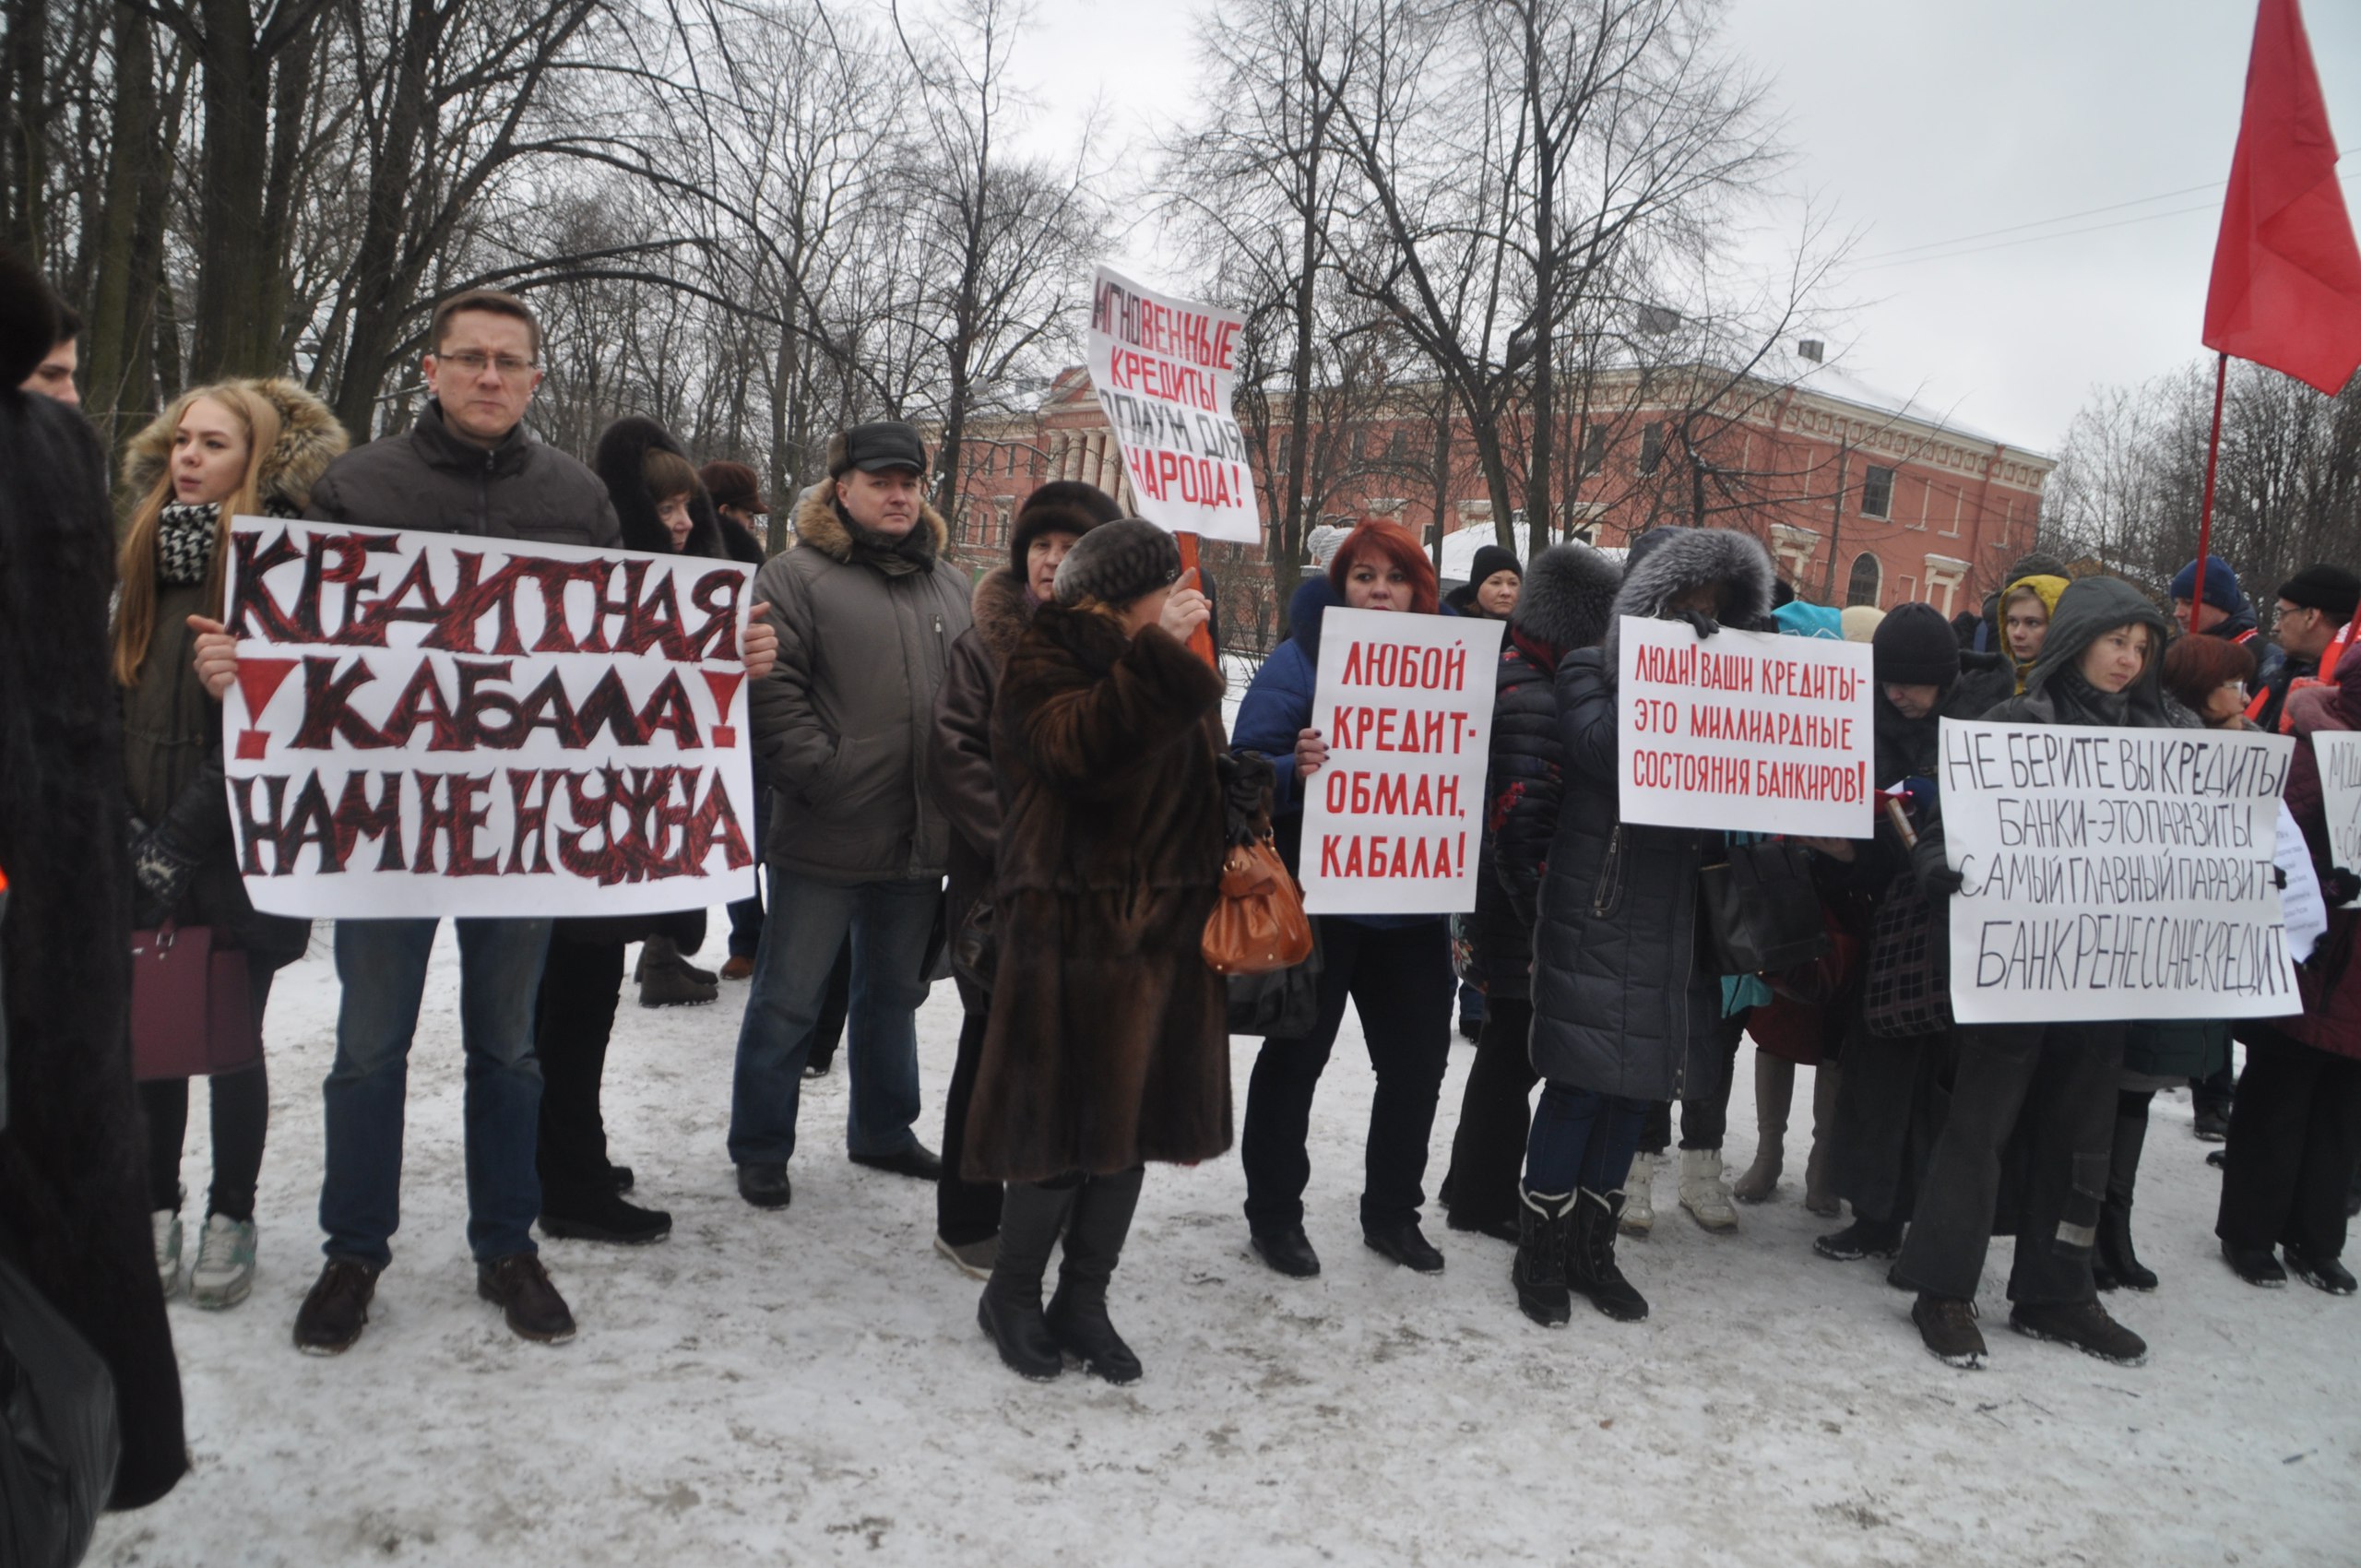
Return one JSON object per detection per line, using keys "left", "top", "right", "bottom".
{"left": 1581, "top": 422, "right": 1607, "bottom": 473}
{"left": 1845, "top": 551, "right": 1882, "bottom": 608}
{"left": 1860, "top": 465, "right": 1895, "bottom": 519}
{"left": 1639, "top": 422, "right": 1664, "bottom": 476}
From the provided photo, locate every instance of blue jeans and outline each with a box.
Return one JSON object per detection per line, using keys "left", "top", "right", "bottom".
{"left": 727, "top": 868, "right": 936, "bottom": 1165}
{"left": 1523, "top": 1081, "right": 1646, "bottom": 1197}
{"left": 321, "top": 918, "right": 552, "bottom": 1269}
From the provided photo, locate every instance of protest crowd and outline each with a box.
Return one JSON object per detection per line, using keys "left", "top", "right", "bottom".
{"left": 3, "top": 240, "right": 2360, "bottom": 1550}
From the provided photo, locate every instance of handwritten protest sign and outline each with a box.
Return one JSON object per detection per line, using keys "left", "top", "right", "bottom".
{"left": 221, "top": 520, "right": 759, "bottom": 919}
{"left": 1299, "top": 609, "right": 1503, "bottom": 916}
{"left": 1086, "top": 265, "right": 1258, "bottom": 545}
{"left": 2317, "top": 731, "right": 2361, "bottom": 905}
{"left": 1940, "top": 719, "right": 2298, "bottom": 1024}
{"left": 1616, "top": 617, "right": 1875, "bottom": 838}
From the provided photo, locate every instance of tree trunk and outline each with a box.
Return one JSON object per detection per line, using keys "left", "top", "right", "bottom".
{"left": 3, "top": 0, "right": 47, "bottom": 255}
{"left": 187, "top": 0, "right": 279, "bottom": 380}
{"left": 83, "top": 1, "right": 166, "bottom": 451}
{"left": 328, "top": 0, "right": 439, "bottom": 437}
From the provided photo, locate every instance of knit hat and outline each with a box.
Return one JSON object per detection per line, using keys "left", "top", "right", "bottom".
{"left": 2004, "top": 551, "right": 2070, "bottom": 585}
{"left": 1052, "top": 517, "right": 1182, "bottom": 608}
{"left": 1872, "top": 602, "right": 1960, "bottom": 687}
{"left": 1466, "top": 544, "right": 1521, "bottom": 588}
{"left": 1011, "top": 481, "right": 1121, "bottom": 576}
{"left": 2169, "top": 557, "right": 2246, "bottom": 613}
{"left": 2276, "top": 563, "right": 2361, "bottom": 623}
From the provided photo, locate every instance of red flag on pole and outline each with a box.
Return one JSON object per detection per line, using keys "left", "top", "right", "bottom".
{"left": 2201, "top": 0, "right": 2361, "bottom": 396}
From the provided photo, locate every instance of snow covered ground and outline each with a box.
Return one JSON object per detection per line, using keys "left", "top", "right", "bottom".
{"left": 90, "top": 921, "right": 2359, "bottom": 1568}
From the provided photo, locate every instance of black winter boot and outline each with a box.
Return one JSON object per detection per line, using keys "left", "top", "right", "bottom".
{"left": 2094, "top": 1197, "right": 2156, "bottom": 1292}
{"left": 1511, "top": 1189, "right": 1573, "bottom": 1327}
{"left": 979, "top": 1181, "right": 1077, "bottom": 1381}
{"left": 1569, "top": 1189, "right": 1648, "bottom": 1322}
{"left": 1046, "top": 1169, "right": 1146, "bottom": 1384}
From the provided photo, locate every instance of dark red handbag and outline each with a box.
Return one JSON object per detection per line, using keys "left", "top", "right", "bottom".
{"left": 128, "top": 922, "right": 262, "bottom": 1080}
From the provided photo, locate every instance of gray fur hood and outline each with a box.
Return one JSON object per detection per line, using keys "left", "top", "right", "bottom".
{"left": 1599, "top": 526, "right": 1776, "bottom": 674}
{"left": 1512, "top": 541, "right": 1622, "bottom": 655}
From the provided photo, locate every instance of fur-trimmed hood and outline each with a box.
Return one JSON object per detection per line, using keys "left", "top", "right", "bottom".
{"left": 790, "top": 477, "right": 950, "bottom": 566}
{"left": 593, "top": 415, "right": 724, "bottom": 559}
{"left": 1600, "top": 526, "right": 1775, "bottom": 673}
{"left": 970, "top": 564, "right": 1034, "bottom": 664}
{"left": 1512, "top": 542, "right": 1622, "bottom": 657}
{"left": 124, "top": 377, "right": 347, "bottom": 512}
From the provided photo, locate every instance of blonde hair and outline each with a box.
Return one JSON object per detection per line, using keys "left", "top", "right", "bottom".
{"left": 113, "top": 384, "right": 283, "bottom": 687}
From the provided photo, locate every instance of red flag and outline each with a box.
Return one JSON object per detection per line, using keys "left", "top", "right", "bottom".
{"left": 2201, "top": 0, "right": 2361, "bottom": 396}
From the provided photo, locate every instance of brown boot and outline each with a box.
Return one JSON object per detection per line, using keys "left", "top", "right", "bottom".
{"left": 477, "top": 1253, "right": 576, "bottom": 1344}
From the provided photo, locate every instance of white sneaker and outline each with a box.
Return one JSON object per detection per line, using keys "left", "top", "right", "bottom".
{"left": 152, "top": 1209, "right": 184, "bottom": 1299}
{"left": 1620, "top": 1153, "right": 1657, "bottom": 1236}
{"left": 189, "top": 1214, "right": 258, "bottom": 1309}
{"left": 1679, "top": 1149, "right": 1739, "bottom": 1232}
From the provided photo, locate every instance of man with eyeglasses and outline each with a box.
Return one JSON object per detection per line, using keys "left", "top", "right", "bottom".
{"left": 195, "top": 289, "right": 624, "bottom": 1354}
{"left": 2258, "top": 564, "right": 2361, "bottom": 733}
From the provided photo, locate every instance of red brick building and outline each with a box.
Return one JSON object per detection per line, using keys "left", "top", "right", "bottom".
{"left": 946, "top": 345, "right": 2055, "bottom": 640}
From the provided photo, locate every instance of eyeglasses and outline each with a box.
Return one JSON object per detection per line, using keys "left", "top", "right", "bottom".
{"left": 433, "top": 350, "right": 539, "bottom": 380}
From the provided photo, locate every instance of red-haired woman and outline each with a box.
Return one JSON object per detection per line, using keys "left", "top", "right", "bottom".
{"left": 1230, "top": 520, "right": 1457, "bottom": 1278}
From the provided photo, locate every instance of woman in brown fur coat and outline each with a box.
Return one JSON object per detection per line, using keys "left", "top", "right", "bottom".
{"left": 967, "top": 518, "right": 1239, "bottom": 1384}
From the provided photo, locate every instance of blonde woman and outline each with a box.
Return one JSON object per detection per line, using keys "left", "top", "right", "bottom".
{"left": 117, "top": 378, "right": 345, "bottom": 1308}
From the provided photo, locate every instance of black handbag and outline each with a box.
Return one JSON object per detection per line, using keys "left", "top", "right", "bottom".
{"left": 0, "top": 1255, "right": 120, "bottom": 1568}
{"left": 1699, "top": 839, "right": 1833, "bottom": 978}
{"left": 950, "top": 898, "right": 997, "bottom": 992}
{"left": 1863, "top": 873, "right": 1952, "bottom": 1037}
{"left": 1225, "top": 921, "right": 1323, "bottom": 1038}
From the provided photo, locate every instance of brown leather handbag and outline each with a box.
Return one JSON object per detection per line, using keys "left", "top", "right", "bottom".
{"left": 1202, "top": 835, "right": 1314, "bottom": 976}
{"left": 128, "top": 922, "right": 262, "bottom": 1081}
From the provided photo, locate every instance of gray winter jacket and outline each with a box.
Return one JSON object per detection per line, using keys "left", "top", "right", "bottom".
{"left": 1527, "top": 528, "right": 1776, "bottom": 1101}
{"left": 749, "top": 483, "right": 974, "bottom": 882}
{"left": 305, "top": 399, "right": 622, "bottom": 548}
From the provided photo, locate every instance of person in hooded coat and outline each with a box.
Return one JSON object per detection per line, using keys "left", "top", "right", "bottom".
{"left": 965, "top": 520, "right": 1246, "bottom": 1383}
{"left": 2216, "top": 637, "right": 2361, "bottom": 1295}
{"left": 1891, "top": 576, "right": 2171, "bottom": 1370}
{"left": 929, "top": 480, "right": 1129, "bottom": 1277}
{"left": 528, "top": 415, "right": 747, "bottom": 1246}
{"left": 1950, "top": 572, "right": 2066, "bottom": 717}
{"left": 0, "top": 245, "right": 186, "bottom": 1507}
{"left": 115, "top": 377, "right": 344, "bottom": 1310}
{"left": 1437, "top": 543, "right": 1623, "bottom": 1243}
{"left": 1510, "top": 526, "right": 1775, "bottom": 1327}
{"left": 1231, "top": 521, "right": 1460, "bottom": 1279}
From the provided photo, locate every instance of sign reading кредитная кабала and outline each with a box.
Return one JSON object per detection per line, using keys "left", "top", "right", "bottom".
{"left": 1940, "top": 718, "right": 2300, "bottom": 1025}
{"left": 1298, "top": 609, "right": 1504, "bottom": 916}
{"left": 220, "top": 519, "right": 759, "bottom": 919}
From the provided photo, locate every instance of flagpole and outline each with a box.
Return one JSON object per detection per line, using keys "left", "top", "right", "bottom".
{"left": 2192, "top": 350, "right": 2229, "bottom": 623}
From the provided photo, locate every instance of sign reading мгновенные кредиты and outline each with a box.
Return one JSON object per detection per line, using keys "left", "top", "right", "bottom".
{"left": 1085, "top": 264, "right": 1259, "bottom": 546}
{"left": 1616, "top": 616, "right": 1876, "bottom": 839}
{"left": 220, "top": 520, "right": 759, "bottom": 920}
{"left": 1298, "top": 610, "right": 1504, "bottom": 916}
{"left": 1940, "top": 719, "right": 2300, "bottom": 1025}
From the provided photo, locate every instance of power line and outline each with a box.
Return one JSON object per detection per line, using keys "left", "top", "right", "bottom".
{"left": 1849, "top": 178, "right": 2230, "bottom": 265}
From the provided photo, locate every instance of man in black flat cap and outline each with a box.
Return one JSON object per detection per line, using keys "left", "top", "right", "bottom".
{"left": 727, "top": 422, "right": 975, "bottom": 1209}
{"left": 2256, "top": 563, "right": 2360, "bottom": 733}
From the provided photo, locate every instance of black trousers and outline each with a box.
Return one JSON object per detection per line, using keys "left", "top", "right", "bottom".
{"left": 938, "top": 1011, "right": 1003, "bottom": 1245}
{"left": 1241, "top": 918, "right": 1454, "bottom": 1233}
{"left": 140, "top": 956, "right": 276, "bottom": 1222}
{"left": 1892, "top": 1021, "right": 2121, "bottom": 1306}
{"left": 2217, "top": 1025, "right": 2361, "bottom": 1261}
{"left": 534, "top": 928, "right": 627, "bottom": 1204}
{"left": 1441, "top": 994, "right": 1536, "bottom": 1233}
{"left": 1827, "top": 1013, "right": 1949, "bottom": 1226}
{"left": 1639, "top": 1008, "right": 1749, "bottom": 1154}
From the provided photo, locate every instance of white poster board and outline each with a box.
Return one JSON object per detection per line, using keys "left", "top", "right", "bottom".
{"left": 1298, "top": 609, "right": 1503, "bottom": 915}
{"left": 1616, "top": 616, "right": 1875, "bottom": 838}
{"left": 220, "top": 519, "right": 759, "bottom": 918}
{"left": 2316, "top": 731, "right": 2361, "bottom": 903}
{"left": 1085, "top": 264, "right": 1259, "bottom": 544}
{"left": 1940, "top": 719, "right": 2300, "bottom": 1024}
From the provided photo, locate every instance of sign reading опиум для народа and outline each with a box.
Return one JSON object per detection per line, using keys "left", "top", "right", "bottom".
{"left": 2317, "top": 731, "right": 2361, "bottom": 904}
{"left": 1940, "top": 719, "right": 2300, "bottom": 1025}
{"left": 220, "top": 519, "right": 760, "bottom": 919}
{"left": 1298, "top": 609, "right": 1505, "bottom": 916}
{"left": 1615, "top": 616, "right": 1876, "bottom": 839}
{"left": 1084, "top": 264, "right": 1259, "bottom": 546}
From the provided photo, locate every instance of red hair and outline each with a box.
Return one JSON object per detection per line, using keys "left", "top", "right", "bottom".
{"left": 1327, "top": 520, "right": 1440, "bottom": 615}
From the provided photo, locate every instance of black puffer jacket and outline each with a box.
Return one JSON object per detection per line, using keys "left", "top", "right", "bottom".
{"left": 1526, "top": 528, "right": 1775, "bottom": 1099}
{"left": 1465, "top": 545, "right": 1621, "bottom": 1000}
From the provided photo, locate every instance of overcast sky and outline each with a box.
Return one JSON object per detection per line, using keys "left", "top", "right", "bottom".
{"left": 1001, "top": 0, "right": 2361, "bottom": 458}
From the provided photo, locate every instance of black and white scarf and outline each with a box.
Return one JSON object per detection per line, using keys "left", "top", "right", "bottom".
{"left": 156, "top": 501, "right": 219, "bottom": 587}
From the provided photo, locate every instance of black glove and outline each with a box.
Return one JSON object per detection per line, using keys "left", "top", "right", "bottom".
{"left": 1217, "top": 752, "right": 1276, "bottom": 846}
{"left": 2324, "top": 867, "right": 2361, "bottom": 908}
{"left": 128, "top": 812, "right": 201, "bottom": 926}
{"left": 1911, "top": 831, "right": 1963, "bottom": 899}
{"left": 1673, "top": 609, "right": 1722, "bottom": 638}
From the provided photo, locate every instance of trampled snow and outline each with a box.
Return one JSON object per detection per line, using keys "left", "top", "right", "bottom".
{"left": 89, "top": 921, "right": 2359, "bottom": 1567}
